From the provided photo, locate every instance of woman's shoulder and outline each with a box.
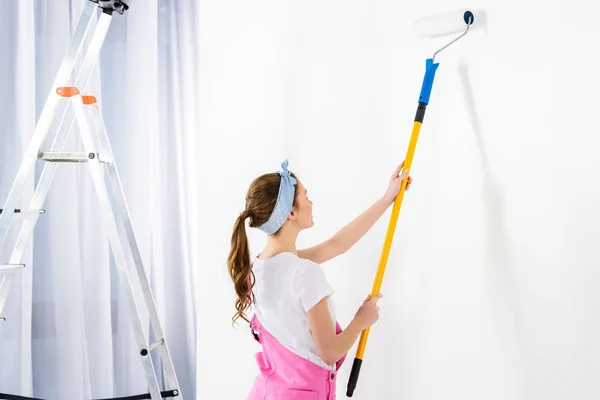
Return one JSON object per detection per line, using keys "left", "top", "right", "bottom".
{"left": 253, "top": 251, "right": 316, "bottom": 266}
{"left": 282, "top": 253, "right": 323, "bottom": 275}
{"left": 253, "top": 252, "right": 323, "bottom": 278}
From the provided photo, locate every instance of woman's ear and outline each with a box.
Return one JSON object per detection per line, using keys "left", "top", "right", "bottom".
{"left": 287, "top": 208, "right": 297, "bottom": 221}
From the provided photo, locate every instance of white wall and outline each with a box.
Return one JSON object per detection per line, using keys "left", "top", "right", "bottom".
{"left": 197, "top": 0, "right": 600, "bottom": 399}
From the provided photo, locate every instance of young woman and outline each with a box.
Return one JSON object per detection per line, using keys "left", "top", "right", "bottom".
{"left": 228, "top": 159, "right": 412, "bottom": 400}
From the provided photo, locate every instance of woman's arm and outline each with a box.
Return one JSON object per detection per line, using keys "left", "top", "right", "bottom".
{"left": 298, "top": 162, "right": 412, "bottom": 264}
{"left": 297, "top": 197, "right": 391, "bottom": 264}
{"left": 306, "top": 294, "right": 382, "bottom": 366}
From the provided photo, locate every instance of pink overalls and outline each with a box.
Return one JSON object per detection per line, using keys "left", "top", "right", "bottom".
{"left": 247, "top": 314, "right": 347, "bottom": 400}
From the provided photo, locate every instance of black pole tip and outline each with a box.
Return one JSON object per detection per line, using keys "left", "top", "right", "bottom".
{"left": 346, "top": 357, "right": 363, "bottom": 397}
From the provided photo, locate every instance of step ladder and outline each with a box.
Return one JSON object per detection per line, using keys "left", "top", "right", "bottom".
{"left": 0, "top": 1, "right": 182, "bottom": 399}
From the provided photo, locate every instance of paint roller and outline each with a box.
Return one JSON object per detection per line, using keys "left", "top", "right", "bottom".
{"left": 346, "top": 8, "right": 483, "bottom": 397}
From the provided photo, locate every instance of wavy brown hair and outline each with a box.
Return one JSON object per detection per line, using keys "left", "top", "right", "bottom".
{"left": 228, "top": 171, "right": 298, "bottom": 325}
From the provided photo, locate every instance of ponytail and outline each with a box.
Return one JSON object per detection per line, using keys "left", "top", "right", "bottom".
{"left": 227, "top": 212, "right": 254, "bottom": 325}
{"left": 228, "top": 169, "right": 297, "bottom": 325}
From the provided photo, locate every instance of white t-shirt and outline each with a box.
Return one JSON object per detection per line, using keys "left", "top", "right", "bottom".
{"left": 251, "top": 252, "right": 337, "bottom": 370}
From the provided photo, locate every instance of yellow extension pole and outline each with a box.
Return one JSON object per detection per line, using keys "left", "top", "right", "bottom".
{"left": 346, "top": 57, "right": 440, "bottom": 397}
{"left": 357, "top": 119, "right": 421, "bottom": 353}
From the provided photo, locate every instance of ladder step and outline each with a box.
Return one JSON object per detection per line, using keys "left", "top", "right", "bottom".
{"left": 0, "top": 264, "right": 25, "bottom": 273}
{"left": 148, "top": 338, "right": 165, "bottom": 352}
{"left": 0, "top": 209, "right": 46, "bottom": 215}
{"left": 38, "top": 152, "right": 112, "bottom": 163}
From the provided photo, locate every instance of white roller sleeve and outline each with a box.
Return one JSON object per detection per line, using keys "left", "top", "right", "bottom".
{"left": 413, "top": 9, "right": 483, "bottom": 38}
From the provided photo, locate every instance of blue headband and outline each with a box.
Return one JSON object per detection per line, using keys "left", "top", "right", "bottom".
{"left": 258, "top": 159, "right": 297, "bottom": 235}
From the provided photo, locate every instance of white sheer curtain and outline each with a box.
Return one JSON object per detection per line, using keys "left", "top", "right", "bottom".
{"left": 0, "top": 1, "right": 198, "bottom": 399}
